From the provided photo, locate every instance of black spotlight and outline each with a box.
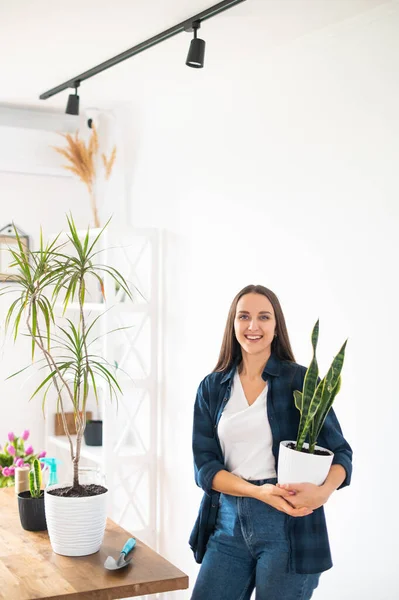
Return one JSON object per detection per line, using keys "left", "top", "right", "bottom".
{"left": 66, "top": 82, "right": 80, "bottom": 115}
{"left": 186, "top": 21, "right": 205, "bottom": 69}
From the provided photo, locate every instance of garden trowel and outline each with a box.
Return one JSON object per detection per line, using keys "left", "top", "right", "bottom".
{"left": 104, "top": 537, "right": 136, "bottom": 570}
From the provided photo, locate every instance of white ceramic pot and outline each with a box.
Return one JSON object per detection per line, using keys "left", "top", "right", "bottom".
{"left": 277, "top": 441, "right": 334, "bottom": 486}
{"left": 44, "top": 484, "right": 108, "bottom": 556}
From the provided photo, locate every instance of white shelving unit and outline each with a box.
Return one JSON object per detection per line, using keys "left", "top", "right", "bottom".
{"left": 44, "top": 224, "right": 159, "bottom": 549}
{"left": 47, "top": 435, "right": 103, "bottom": 464}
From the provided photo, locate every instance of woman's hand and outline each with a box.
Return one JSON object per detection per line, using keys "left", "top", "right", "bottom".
{"left": 276, "top": 483, "right": 331, "bottom": 511}
{"left": 253, "top": 484, "right": 314, "bottom": 517}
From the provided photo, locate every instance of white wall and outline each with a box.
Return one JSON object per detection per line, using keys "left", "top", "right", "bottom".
{"left": 116, "top": 2, "right": 399, "bottom": 599}
{"left": 0, "top": 123, "right": 92, "bottom": 456}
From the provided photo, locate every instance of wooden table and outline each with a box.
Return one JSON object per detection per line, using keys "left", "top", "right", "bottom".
{"left": 0, "top": 488, "right": 188, "bottom": 599}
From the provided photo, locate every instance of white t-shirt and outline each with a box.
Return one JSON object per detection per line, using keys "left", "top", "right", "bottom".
{"left": 217, "top": 370, "right": 277, "bottom": 481}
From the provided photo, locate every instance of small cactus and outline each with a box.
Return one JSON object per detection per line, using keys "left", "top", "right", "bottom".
{"left": 29, "top": 458, "right": 42, "bottom": 498}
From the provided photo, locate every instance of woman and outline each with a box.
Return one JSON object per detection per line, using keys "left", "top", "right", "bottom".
{"left": 190, "top": 284, "right": 352, "bottom": 600}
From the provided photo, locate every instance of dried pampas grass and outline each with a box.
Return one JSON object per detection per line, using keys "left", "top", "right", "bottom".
{"left": 102, "top": 146, "right": 116, "bottom": 181}
{"left": 53, "top": 124, "right": 116, "bottom": 228}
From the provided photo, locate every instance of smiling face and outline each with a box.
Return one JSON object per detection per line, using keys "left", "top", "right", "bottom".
{"left": 234, "top": 293, "right": 276, "bottom": 358}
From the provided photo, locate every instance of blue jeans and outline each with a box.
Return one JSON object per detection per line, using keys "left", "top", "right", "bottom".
{"left": 191, "top": 478, "right": 321, "bottom": 600}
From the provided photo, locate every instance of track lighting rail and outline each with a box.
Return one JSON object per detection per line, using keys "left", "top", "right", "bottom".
{"left": 40, "top": 0, "right": 246, "bottom": 102}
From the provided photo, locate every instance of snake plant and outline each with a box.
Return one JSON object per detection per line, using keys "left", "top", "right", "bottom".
{"left": 294, "top": 319, "right": 347, "bottom": 453}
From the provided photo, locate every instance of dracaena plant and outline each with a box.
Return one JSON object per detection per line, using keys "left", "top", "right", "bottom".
{"left": 293, "top": 320, "right": 347, "bottom": 453}
{"left": 3, "top": 215, "right": 132, "bottom": 494}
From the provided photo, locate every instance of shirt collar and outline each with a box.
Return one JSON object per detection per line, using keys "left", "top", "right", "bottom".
{"left": 220, "top": 352, "right": 282, "bottom": 383}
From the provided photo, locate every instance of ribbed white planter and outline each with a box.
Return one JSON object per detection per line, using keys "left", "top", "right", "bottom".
{"left": 277, "top": 441, "right": 334, "bottom": 486}
{"left": 44, "top": 484, "right": 108, "bottom": 556}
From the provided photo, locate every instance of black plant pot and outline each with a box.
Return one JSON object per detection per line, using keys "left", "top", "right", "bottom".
{"left": 84, "top": 420, "right": 103, "bottom": 446}
{"left": 17, "top": 491, "right": 47, "bottom": 531}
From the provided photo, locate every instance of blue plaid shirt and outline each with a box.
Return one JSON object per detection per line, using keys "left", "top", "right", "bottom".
{"left": 189, "top": 352, "right": 353, "bottom": 574}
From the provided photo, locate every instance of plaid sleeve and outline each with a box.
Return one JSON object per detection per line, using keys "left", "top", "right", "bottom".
{"left": 317, "top": 406, "right": 353, "bottom": 489}
{"left": 192, "top": 378, "right": 225, "bottom": 496}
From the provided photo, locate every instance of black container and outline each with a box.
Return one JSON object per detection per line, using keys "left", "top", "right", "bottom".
{"left": 84, "top": 420, "right": 103, "bottom": 446}
{"left": 17, "top": 491, "right": 47, "bottom": 531}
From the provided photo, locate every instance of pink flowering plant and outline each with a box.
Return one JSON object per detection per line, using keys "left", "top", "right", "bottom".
{"left": 0, "top": 430, "right": 46, "bottom": 488}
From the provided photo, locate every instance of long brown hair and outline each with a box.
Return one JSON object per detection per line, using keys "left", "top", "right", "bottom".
{"left": 213, "top": 284, "right": 296, "bottom": 373}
